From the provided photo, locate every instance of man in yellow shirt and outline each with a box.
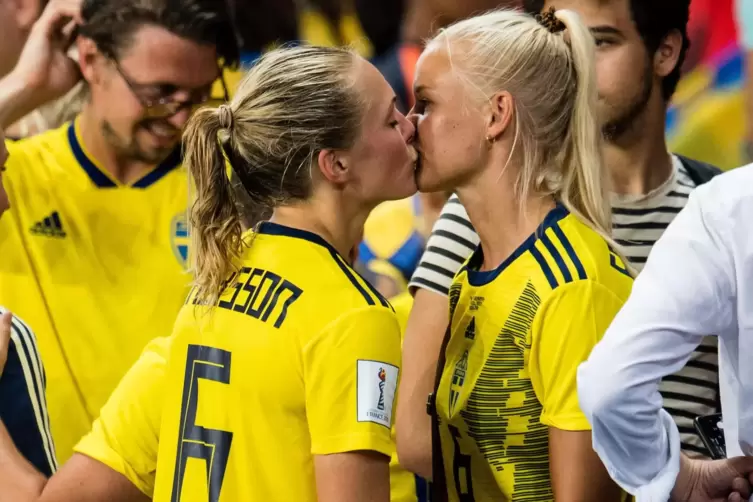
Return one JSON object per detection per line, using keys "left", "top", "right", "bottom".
{"left": 0, "top": 0, "right": 238, "bottom": 462}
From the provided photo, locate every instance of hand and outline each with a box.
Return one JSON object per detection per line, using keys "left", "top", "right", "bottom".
{"left": 672, "top": 454, "right": 753, "bottom": 502}
{"left": 10, "top": 0, "right": 84, "bottom": 104}
{"left": 0, "top": 312, "right": 11, "bottom": 376}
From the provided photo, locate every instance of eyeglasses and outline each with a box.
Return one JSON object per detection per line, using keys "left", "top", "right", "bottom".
{"left": 112, "top": 60, "right": 230, "bottom": 118}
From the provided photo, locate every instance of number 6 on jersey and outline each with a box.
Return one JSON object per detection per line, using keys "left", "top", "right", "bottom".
{"left": 171, "top": 345, "right": 234, "bottom": 502}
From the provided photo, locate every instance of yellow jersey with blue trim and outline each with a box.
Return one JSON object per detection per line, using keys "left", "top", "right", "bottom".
{"left": 360, "top": 196, "right": 426, "bottom": 293}
{"left": 0, "top": 119, "right": 190, "bottom": 462}
{"left": 435, "top": 204, "right": 633, "bottom": 502}
{"left": 151, "top": 222, "right": 402, "bottom": 502}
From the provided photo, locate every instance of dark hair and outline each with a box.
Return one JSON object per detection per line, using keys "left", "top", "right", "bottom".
{"left": 523, "top": 0, "right": 690, "bottom": 100}
{"left": 78, "top": 0, "right": 239, "bottom": 68}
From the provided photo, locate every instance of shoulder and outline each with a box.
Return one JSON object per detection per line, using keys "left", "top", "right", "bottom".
{"left": 0, "top": 307, "right": 42, "bottom": 365}
{"left": 5, "top": 122, "right": 71, "bottom": 158}
{"left": 674, "top": 154, "right": 723, "bottom": 186}
{"left": 4, "top": 123, "right": 74, "bottom": 185}
{"left": 688, "top": 164, "right": 753, "bottom": 225}
{"left": 552, "top": 215, "right": 633, "bottom": 298}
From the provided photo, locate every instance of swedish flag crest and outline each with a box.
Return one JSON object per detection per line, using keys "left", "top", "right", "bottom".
{"left": 171, "top": 214, "right": 190, "bottom": 268}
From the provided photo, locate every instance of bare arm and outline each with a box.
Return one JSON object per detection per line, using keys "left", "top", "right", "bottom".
{"left": 0, "top": 315, "right": 146, "bottom": 502}
{"left": 0, "top": 445, "right": 149, "bottom": 502}
{"left": 548, "top": 429, "right": 623, "bottom": 502}
{"left": 0, "top": 0, "right": 82, "bottom": 130}
{"left": 395, "top": 287, "right": 448, "bottom": 479}
{"left": 314, "top": 451, "right": 390, "bottom": 502}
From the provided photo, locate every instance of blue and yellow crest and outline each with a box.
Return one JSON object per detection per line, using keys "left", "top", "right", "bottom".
{"left": 171, "top": 214, "right": 190, "bottom": 268}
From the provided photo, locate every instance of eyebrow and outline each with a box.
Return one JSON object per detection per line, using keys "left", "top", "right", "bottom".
{"left": 590, "top": 26, "right": 623, "bottom": 37}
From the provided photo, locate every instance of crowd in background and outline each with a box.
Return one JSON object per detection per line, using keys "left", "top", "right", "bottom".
{"left": 1, "top": 0, "right": 753, "bottom": 501}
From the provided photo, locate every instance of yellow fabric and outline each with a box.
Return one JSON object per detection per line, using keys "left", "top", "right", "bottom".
{"left": 361, "top": 197, "right": 425, "bottom": 294}
{"left": 0, "top": 121, "right": 190, "bottom": 462}
{"left": 299, "top": 10, "right": 372, "bottom": 57}
{"left": 529, "top": 280, "right": 627, "bottom": 430}
{"left": 210, "top": 8, "right": 372, "bottom": 102}
{"left": 436, "top": 206, "right": 633, "bottom": 501}
{"left": 74, "top": 337, "right": 169, "bottom": 496}
{"left": 150, "top": 224, "right": 401, "bottom": 501}
{"left": 386, "top": 290, "right": 421, "bottom": 502}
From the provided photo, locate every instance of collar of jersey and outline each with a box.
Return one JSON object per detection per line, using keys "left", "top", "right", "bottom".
{"left": 256, "top": 221, "right": 345, "bottom": 259}
{"left": 462, "top": 203, "right": 569, "bottom": 287}
{"left": 67, "top": 120, "right": 181, "bottom": 189}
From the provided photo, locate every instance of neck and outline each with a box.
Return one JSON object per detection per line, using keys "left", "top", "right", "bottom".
{"left": 605, "top": 103, "right": 673, "bottom": 196}
{"left": 417, "top": 191, "right": 448, "bottom": 237}
{"left": 456, "top": 167, "right": 555, "bottom": 272}
{"left": 270, "top": 193, "right": 372, "bottom": 260}
{"left": 77, "top": 105, "right": 158, "bottom": 185}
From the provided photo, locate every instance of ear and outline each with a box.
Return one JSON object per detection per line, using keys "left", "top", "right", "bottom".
{"left": 12, "top": 0, "right": 44, "bottom": 30}
{"left": 77, "top": 37, "right": 103, "bottom": 85}
{"left": 316, "top": 149, "right": 350, "bottom": 185}
{"left": 654, "top": 29, "right": 683, "bottom": 79}
{"left": 486, "top": 90, "right": 514, "bottom": 142}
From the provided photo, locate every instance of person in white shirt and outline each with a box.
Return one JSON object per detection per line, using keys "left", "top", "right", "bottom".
{"left": 578, "top": 164, "right": 753, "bottom": 501}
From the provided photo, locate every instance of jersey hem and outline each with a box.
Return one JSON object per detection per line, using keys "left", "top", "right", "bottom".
{"left": 74, "top": 439, "right": 154, "bottom": 497}
{"left": 310, "top": 432, "right": 394, "bottom": 458}
{"left": 539, "top": 413, "right": 592, "bottom": 431}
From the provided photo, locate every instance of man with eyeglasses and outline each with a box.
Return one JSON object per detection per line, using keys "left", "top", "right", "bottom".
{"left": 0, "top": 0, "right": 238, "bottom": 463}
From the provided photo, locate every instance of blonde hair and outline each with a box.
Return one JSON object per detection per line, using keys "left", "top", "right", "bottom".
{"left": 435, "top": 9, "right": 630, "bottom": 269}
{"left": 183, "top": 45, "right": 364, "bottom": 305}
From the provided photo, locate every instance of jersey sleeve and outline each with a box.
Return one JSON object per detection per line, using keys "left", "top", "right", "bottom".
{"left": 0, "top": 308, "right": 57, "bottom": 476}
{"left": 73, "top": 336, "right": 170, "bottom": 497}
{"left": 303, "top": 306, "right": 402, "bottom": 457}
{"left": 529, "top": 280, "right": 627, "bottom": 430}
{"left": 408, "top": 196, "right": 479, "bottom": 296}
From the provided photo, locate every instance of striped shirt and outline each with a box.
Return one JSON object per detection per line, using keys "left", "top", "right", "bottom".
{"left": 0, "top": 306, "right": 57, "bottom": 475}
{"left": 409, "top": 155, "right": 719, "bottom": 457}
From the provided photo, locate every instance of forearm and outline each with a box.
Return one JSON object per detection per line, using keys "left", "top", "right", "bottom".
{"left": 549, "top": 429, "right": 623, "bottom": 502}
{"left": 0, "top": 420, "right": 47, "bottom": 501}
{"left": 0, "top": 73, "right": 47, "bottom": 130}
{"left": 394, "top": 289, "right": 449, "bottom": 479}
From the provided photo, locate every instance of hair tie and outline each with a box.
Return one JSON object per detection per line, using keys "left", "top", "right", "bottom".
{"left": 218, "top": 104, "right": 234, "bottom": 131}
{"left": 536, "top": 7, "right": 566, "bottom": 34}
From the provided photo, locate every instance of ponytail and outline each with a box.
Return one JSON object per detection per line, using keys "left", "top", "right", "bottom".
{"left": 183, "top": 106, "right": 244, "bottom": 306}
{"left": 555, "top": 10, "right": 634, "bottom": 275}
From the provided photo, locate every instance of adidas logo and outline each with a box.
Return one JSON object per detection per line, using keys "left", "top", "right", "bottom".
{"left": 30, "top": 211, "right": 66, "bottom": 238}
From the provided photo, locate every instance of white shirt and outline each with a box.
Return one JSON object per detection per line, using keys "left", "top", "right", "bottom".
{"left": 577, "top": 164, "right": 753, "bottom": 501}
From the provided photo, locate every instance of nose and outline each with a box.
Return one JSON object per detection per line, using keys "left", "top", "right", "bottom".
{"left": 399, "top": 112, "right": 416, "bottom": 143}
{"left": 167, "top": 108, "right": 193, "bottom": 130}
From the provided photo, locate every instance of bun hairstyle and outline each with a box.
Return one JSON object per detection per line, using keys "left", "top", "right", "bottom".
{"left": 183, "top": 45, "right": 365, "bottom": 305}
{"left": 434, "top": 8, "right": 632, "bottom": 273}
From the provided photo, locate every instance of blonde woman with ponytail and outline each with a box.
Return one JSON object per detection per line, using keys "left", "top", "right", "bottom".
{"left": 147, "top": 45, "right": 416, "bottom": 502}
{"left": 395, "top": 8, "right": 631, "bottom": 502}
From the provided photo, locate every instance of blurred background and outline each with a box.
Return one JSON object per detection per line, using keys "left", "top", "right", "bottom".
{"left": 215, "top": 0, "right": 750, "bottom": 171}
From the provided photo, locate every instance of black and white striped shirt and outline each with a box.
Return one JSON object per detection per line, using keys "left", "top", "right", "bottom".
{"left": 409, "top": 156, "right": 718, "bottom": 457}
{"left": 0, "top": 306, "right": 57, "bottom": 474}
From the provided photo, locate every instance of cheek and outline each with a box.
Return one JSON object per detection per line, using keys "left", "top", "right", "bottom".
{"left": 595, "top": 48, "right": 646, "bottom": 102}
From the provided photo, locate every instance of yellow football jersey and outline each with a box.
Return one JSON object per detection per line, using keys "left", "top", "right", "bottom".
{"left": 435, "top": 204, "right": 633, "bottom": 501}
{"left": 0, "top": 119, "right": 191, "bottom": 461}
{"left": 150, "top": 222, "right": 401, "bottom": 502}
{"left": 74, "top": 336, "right": 168, "bottom": 496}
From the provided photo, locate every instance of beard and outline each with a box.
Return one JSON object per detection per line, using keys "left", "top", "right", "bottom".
{"left": 101, "top": 119, "right": 178, "bottom": 165}
{"left": 601, "top": 59, "right": 654, "bottom": 142}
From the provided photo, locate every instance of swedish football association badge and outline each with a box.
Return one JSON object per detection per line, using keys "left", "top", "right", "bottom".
{"left": 171, "top": 214, "right": 190, "bottom": 268}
